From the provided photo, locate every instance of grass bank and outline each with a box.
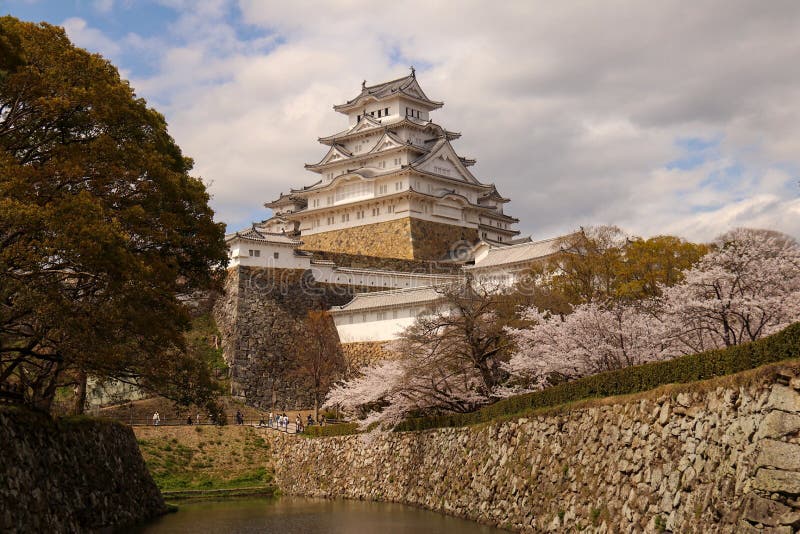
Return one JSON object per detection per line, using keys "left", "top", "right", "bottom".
{"left": 134, "top": 425, "right": 274, "bottom": 493}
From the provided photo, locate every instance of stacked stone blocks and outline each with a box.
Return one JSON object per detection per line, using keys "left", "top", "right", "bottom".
{"left": 300, "top": 217, "right": 479, "bottom": 260}
{"left": 270, "top": 366, "right": 800, "bottom": 533}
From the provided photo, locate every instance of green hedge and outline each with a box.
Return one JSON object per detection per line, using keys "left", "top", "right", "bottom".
{"left": 394, "top": 322, "right": 800, "bottom": 432}
{"left": 302, "top": 422, "right": 359, "bottom": 438}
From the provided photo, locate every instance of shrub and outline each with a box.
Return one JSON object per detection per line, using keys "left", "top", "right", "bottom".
{"left": 394, "top": 322, "right": 800, "bottom": 432}
{"left": 303, "top": 423, "right": 359, "bottom": 438}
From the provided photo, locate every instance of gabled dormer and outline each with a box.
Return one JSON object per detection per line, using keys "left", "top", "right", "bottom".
{"left": 305, "top": 144, "right": 353, "bottom": 172}
{"left": 410, "top": 139, "right": 482, "bottom": 185}
{"left": 367, "top": 131, "right": 408, "bottom": 155}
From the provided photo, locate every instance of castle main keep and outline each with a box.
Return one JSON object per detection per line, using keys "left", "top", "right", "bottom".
{"left": 218, "top": 71, "right": 563, "bottom": 409}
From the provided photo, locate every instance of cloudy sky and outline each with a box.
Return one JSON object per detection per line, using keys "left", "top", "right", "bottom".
{"left": 3, "top": 0, "right": 800, "bottom": 241}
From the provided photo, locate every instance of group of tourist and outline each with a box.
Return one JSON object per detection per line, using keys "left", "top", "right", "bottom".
{"left": 152, "top": 411, "right": 207, "bottom": 426}
{"left": 258, "top": 412, "right": 291, "bottom": 431}
{"left": 147, "top": 409, "right": 326, "bottom": 431}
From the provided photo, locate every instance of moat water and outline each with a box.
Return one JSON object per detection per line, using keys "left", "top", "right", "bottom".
{"left": 134, "top": 496, "right": 506, "bottom": 533}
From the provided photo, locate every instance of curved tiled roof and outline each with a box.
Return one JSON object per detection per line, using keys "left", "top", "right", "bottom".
{"left": 318, "top": 117, "right": 460, "bottom": 145}
{"left": 329, "top": 285, "right": 447, "bottom": 314}
{"left": 225, "top": 225, "right": 302, "bottom": 245}
{"left": 333, "top": 74, "right": 443, "bottom": 112}
{"left": 466, "top": 236, "right": 565, "bottom": 270}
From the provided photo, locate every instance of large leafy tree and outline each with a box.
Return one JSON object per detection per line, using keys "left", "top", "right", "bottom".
{"left": 523, "top": 226, "right": 706, "bottom": 314}
{"left": 0, "top": 17, "right": 228, "bottom": 411}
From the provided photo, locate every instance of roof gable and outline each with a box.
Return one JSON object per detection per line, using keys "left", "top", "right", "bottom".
{"left": 334, "top": 73, "right": 443, "bottom": 112}
{"left": 307, "top": 144, "right": 352, "bottom": 169}
{"left": 367, "top": 131, "right": 407, "bottom": 154}
{"left": 412, "top": 140, "right": 480, "bottom": 184}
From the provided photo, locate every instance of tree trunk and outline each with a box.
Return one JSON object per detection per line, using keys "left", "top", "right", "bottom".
{"left": 314, "top": 394, "right": 319, "bottom": 422}
{"left": 72, "top": 370, "right": 87, "bottom": 415}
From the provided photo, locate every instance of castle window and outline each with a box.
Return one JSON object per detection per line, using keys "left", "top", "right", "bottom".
{"left": 394, "top": 157, "right": 401, "bottom": 166}
{"left": 384, "top": 107, "right": 389, "bottom": 116}
{"left": 372, "top": 207, "right": 380, "bottom": 216}
{"left": 377, "top": 110, "right": 382, "bottom": 118}
{"left": 378, "top": 184, "right": 388, "bottom": 194}
{"left": 392, "top": 310, "right": 398, "bottom": 319}
{"left": 387, "top": 205, "right": 395, "bottom": 214}
{"left": 248, "top": 249, "right": 260, "bottom": 257}
{"left": 327, "top": 216, "right": 334, "bottom": 225}
{"left": 376, "top": 311, "right": 386, "bottom": 320}
{"left": 357, "top": 114, "right": 361, "bottom": 121}
{"left": 326, "top": 196, "right": 333, "bottom": 205}
{"left": 341, "top": 213, "right": 350, "bottom": 222}
{"left": 395, "top": 181, "right": 403, "bottom": 191}
{"left": 273, "top": 252, "right": 279, "bottom": 259}
{"left": 362, "top": 313, "right": 367, "bottom": 322}
{"left": 378, "top": 160, "right": 386, "bottom": 169}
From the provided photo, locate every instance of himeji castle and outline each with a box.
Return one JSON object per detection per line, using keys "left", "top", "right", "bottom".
{"left": 225, "top": 70, "right": 566, "bottom": 344}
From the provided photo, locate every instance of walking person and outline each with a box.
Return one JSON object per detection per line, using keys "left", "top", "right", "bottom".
{"left": 152, "top": 411, "right": 160, "bottom": 426}
{"left": 268, "top": 411, "right": 274, "bottom": 428}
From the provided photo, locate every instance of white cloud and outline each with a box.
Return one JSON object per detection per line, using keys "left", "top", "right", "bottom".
{"left": 92, "top": 0, "right": 113, "bottom": 14}
{"left": 63, "top": 1, "right": 800, "bottom": 242}
{"left": 62, "top": 17, "right": 121, "bottom": 58}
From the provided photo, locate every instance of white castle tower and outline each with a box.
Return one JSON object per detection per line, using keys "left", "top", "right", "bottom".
{"left": 271, "top": 69, "right": 520, "bottom": 261}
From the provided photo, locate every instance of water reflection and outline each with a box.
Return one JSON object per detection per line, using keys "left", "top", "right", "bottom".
{"left": 133, "top": 496, "right": 506, "bottom": 533}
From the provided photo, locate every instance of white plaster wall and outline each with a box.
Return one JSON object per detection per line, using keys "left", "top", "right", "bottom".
{"left": 311, "top": 264, "right": 460, "bottom": 290}
{"left": 229, "top": 243, "right": 312, "bottom": 270}
{"left": 334, "top": 313, "right": 418, "bottom": 342}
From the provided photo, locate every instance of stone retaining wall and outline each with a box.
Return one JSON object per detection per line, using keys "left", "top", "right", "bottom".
{"left": 0, "top": 407, "right": 165, "bottom": 532}
{"left": 214, "top": 266, "right": 357, "bottom": 409}
{"left": 341, "top": 341, "right": 394, "bottom": 372}
{"left": 272, "top": 367, "right": 800, "bottom": 532}
{"left": 300, "top": 218, "right": 478, "bottom": 260}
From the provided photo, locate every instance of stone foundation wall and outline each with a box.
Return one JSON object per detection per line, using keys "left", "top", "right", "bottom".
{"left": 341, "top": 341, "right": 395, "bottom": 371}
{"left": 300, "top": 218, "right": 479, "bottom": 261}
{"left": 0, "top": 407, "right": 165, "bottom": 533}
{"left": 409, "top": 218, "right": 479, "bottom": 261}
{"left": 271, "top": 366, "right": 800, "bottom": 533}
{"left": 214, "top": 266, "right": 359, "bottom": 410}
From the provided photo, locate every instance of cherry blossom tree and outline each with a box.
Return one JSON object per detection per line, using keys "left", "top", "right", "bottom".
{"left": 506, "top": 228, "right": 800, "bottom": 389}
{"left": 661, "top": 228, "right": 800, "bottom": 354}
{"left": 324, "top": 278, "right": 513, "bottom": 428}
{"left": 505, "top": 302, "right": 668, "bottom": 388}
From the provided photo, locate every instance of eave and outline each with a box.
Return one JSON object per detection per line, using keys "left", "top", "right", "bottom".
{"left": 333, "top": 91, "right": 443, "bottom": 114}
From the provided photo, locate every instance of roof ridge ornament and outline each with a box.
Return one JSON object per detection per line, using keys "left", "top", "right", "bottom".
{"left": 362, "top": 79, "right": 366, "bottom": 89}
{"left": 410, "top": 66, "right": 415, "bottom": 78}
